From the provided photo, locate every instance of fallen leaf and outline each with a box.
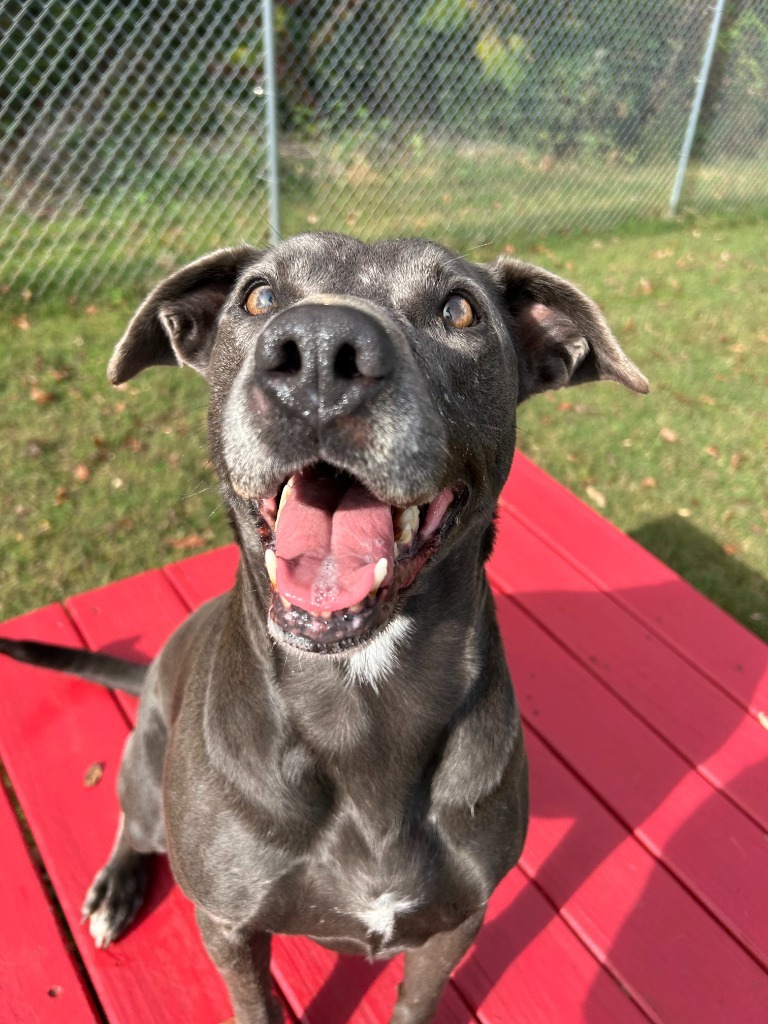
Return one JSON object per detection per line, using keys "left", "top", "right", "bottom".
{"left": 730, "top": 453, "right": 743, "bottom": 469}
{"left": 21, "top": 287, "right": 33, "bottom": 301}
{"left": 84, "top": 762, "right": 105, "bottom": 787}
{"left": 167, "top": 534, "right": 205, "bottom": 551}
{"left": 677, "top": 508, "right": 692, "bottom": 518}
{"left": 84, "top": 304, "right": 98, "bottom": 315}
{"left": 730, "top": 343, "right": 746, "bottom": 354}
{"left": 50, "top": 367, "right": 70, "bottom": 382}
{"left": 660, "top": 427, "right": 678, "bottom": 443}
{"left": 639, "top": 277, "right": 653, "bottom": 295}
{"left": 30, "top": 387, "right": 55, "bottom": 404}
{"left": 722, "top": 542, "right": 739, "bottom": 556}
{"left": 705, "top": 445, "right": 719, "bottom": 458}
{"left": 699, "top": 395, "right": 716, "bottom": 406}
{"left": 306, "top": 213, "right": 319, "bottom": 224}
{"left": 585, "top": 485, "right": 606, "bottom": 509}
{"left": 641, "top": 477, "right": 656, "bottom": 488}
{"left": 54, "top": 486, "right": 68, "bottom": 506}
{"left": 14, "top": 314, "right": 30, "bottom": 330}
{"left": 558, "top": 401, "right": 573, "bottom": 411}
{"left": 73, "top": 463, "right": 90, "bottom": 482}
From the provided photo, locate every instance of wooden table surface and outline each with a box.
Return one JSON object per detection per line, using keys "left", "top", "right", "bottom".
{"left": 1, "top": 454, "right": 765, "bottom": 1023}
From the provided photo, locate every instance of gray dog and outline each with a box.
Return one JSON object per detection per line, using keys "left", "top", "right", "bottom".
{"left": 0, "top": 232, "right": 647, "bottom": 1023}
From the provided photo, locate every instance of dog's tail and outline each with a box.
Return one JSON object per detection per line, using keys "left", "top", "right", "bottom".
{"left": 0, "top": 638, "right": 146, "bottom": 695}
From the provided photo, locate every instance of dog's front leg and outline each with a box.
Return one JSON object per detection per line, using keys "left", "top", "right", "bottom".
{"left": 196, "top": 909, "right": 283, "bottom": 1024}
{"left": 391, "top": 909, "right": 485, "bottom": 1024}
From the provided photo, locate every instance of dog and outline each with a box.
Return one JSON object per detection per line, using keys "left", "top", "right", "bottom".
{"left": 0, "top": 232, "right": 647, "bottom": 1023}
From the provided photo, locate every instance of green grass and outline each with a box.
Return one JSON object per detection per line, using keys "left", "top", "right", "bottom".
{"left": 0, "top": 214, "right": 766, "bottom": 642}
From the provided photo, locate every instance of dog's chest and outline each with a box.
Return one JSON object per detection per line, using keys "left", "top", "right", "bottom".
{"left": 263, "top": 803, "right": 481, "bottom": 956}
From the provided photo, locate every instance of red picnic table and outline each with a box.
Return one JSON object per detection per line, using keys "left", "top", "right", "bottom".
{"left": 0, "top": 453, "right": 766, "bottom": 1024}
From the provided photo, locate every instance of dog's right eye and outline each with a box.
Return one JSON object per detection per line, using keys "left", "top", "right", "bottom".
{"left": 245, "top": 285, "right": 277, "bottom": 316}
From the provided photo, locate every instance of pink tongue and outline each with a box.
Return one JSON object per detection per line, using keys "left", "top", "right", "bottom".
{"left": 275, "top": 470, "right": 394, "bottom": 613}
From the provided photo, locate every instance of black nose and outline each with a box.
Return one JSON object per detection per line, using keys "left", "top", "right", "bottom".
{"left": 251, "top": 303, "right": 396, "bottom": 424}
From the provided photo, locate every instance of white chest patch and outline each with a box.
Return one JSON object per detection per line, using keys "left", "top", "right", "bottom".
{"left": 356, "top": 891, "right": 422, "bottom": 944}
{"left": 342, "top": 615, "right": 413, "bottom": 691}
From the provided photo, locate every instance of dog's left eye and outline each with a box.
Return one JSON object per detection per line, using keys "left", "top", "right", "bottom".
{"left": 245, "top": 285, "right": 277, "bottom": 316}
{"left": 441, "top": 294, "right": 475, "bottom": 329}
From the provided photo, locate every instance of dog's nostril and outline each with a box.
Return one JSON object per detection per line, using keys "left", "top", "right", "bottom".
{"left": 273, "top": 339, "right": 302, "bottom": 374}
{"left": 334, "top": 342, "right": 362, "bottom": 381}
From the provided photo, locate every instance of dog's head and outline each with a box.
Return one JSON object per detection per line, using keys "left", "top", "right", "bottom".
{"left": 110, "top": 232, "right": 647, "bottom": 655}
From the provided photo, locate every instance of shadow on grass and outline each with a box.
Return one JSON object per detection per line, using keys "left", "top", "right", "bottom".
{"left": 629, "top": 517, "right": 768, "bottom": 644}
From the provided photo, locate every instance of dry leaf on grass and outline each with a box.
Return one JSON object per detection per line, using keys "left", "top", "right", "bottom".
{"left": 585, "top": 485, "right": 606, "bottom": 509}
{"left": 73, "top": 463, "right": 90, "bottom": 482}
{"left": 167, "top": 534, "right": 206, "bottom": 551}
{"left": 14, "top": 314, "right": 30, "bottom": 330}
{"left": 30, "top": 387, "right": 55, "bottom": 404}
{"left": 659, "top": 427, "right": 678, "bottom": 443}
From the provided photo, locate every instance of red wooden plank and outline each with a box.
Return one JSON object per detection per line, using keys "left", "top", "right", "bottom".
{"left": 0, "top": 605, "right": 236, "bottom": 1024}
{"left": 521, "top": 729, "right": 767, "bottom": 1024}
{"left": 501, "top": 455, "right": 768, "bottom": 720}
{"left": 272, "top": 936, "right": 476, "bottom": 1024}
{"left": 163, "top": 544, "right": 239, "bottom": 609}
{"left": 487, "top": 509, "right": 768, "bottom": 832}
{"left": 0, "top": 780, "right": 100, "bottom": 1023}
{"left": 490, "top": 589, "right": 768, "bottom": 970}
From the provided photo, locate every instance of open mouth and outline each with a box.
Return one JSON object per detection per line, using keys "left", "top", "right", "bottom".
{"left": 247, "top": 463, "right": 458, "bottom": 653}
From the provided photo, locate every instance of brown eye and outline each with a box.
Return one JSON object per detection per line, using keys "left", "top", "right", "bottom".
{"left": 442, "top": 294, "right": 475, "bottom": 329}
{"left": 245, "top": 284, "right": 277, "bottom": 316}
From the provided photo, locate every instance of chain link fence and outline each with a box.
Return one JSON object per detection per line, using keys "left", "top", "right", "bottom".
{"left": 1, "top": 1, "right": 767, "bottom": 297}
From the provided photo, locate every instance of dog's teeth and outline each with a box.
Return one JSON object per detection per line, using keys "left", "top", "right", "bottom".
{"left": 349, "top": 602, "right": 364, "bottom": 613}
{"left": 264, "top": 548, "right": 277, "bottom": 588}
{"left": 275, "top": 475, "right": 296, "bottom": 527}
{"left": 396, "top": 524, "right": 414, "bottom": 546}
{"left": 393, "top": 542, "right": 400, "bottom": 560}
{"left": 394, "top": 505, "right": 419, "bottom": 535}
{"left": 279, "top": 595, "right": 292, "bottom": 610}
{"left": 369, "top": 557, "right": 388, "bottom": 597}
{"left": 320, "top": 611, "right": 333, "bottom": 620}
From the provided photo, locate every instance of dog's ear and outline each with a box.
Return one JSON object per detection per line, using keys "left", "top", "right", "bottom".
{"left": 486, "top": 255, "right": 648, "bottom": 403}
{"left": 108, "top": 246, "right": 261, "bottom": 385}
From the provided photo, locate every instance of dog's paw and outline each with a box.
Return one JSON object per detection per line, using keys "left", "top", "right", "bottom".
{"left": 81, "top": 856, "right": 148, "bottom": 948}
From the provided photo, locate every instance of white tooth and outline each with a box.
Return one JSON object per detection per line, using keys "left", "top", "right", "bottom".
{"left": 370, "top": 557, "right": 388, "bottom": 595}
{"left": 276, "top": 475, "right": 296, "bottom": 526}
{"left": 396, "top": 524, "right": 414, "bottom": 546}
{"left": 393, "top": 542, "right": 400, "bottom": 560}
{"left": 349, "top": 602, "right": 364, "bottom": 613}
{"left": 264, "top": 548, "right": 277, "bottom": 587}
{"left": 320, "top": 611, "right": 333, "bottom": 620}
{"left": 394, "top": 505, "right": 419, "bottom": 534}
{"left": 279, "top": 595, "right": 292, "bottom": 610}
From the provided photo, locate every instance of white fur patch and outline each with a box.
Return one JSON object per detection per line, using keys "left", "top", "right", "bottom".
{"left": 357, "top": 891, "right": 421, "bottom": 943}
{"left": 88, "top": 905, "right": 113, "bottom": 949}
{"left": 342, "top": 615, "right": 413, "bottom": 691}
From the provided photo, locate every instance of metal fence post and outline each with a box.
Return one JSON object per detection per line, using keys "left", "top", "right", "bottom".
{"left": 669, "top": 0, "right": 726, "bottom": 216}
{"left": 262, "top": 0, "right": 280, "bottom": 244}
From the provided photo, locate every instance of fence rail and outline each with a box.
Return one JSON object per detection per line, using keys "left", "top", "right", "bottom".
{"left": 1, "top": 0, "right": 767, "bottom": 297}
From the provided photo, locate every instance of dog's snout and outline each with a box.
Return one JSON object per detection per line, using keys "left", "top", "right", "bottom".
{"left": 252, "top": 303, "right": 395, "bottom": 424}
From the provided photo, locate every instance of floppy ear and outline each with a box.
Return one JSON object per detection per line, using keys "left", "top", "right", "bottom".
{"left": 486, "top": 255, "right": 649, "bottom": 404}
{"left": 108, "top": 245, "right": 261, "bottom": 385}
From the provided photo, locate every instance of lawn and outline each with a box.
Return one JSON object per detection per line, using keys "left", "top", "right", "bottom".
{"left": 0, "top": 214, "right": 765, "bottom": 641}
